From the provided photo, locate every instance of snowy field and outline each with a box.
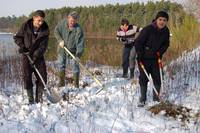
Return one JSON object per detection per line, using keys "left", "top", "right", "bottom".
{"left": 0, "top": 34, "right": 200, "bottom": 132}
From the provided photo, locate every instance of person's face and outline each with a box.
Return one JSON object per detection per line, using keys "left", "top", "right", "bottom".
{"left": 121, "top": 24, "right": 129, "bottom": 31}
{"left": 67, "top": 16, "right": 77, "bottom": 29}
{"left": 33, "top": 16, "right": 44, "bottom": 29}
{"left": 156, "top": 17, "right": 168, "bottom": 29}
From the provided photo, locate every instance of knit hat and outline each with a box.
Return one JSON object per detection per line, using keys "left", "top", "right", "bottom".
{"left": 68, "top": 11, "right": 80, "bottom": 20}
{"left": 155, "top": 11, "right": 169, "bottom": 21}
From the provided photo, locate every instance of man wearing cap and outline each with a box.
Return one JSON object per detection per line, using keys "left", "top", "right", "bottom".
{"left": 54, "top": 11, "right": 84, "bottom": 88}
{"left": 135, "top": 11, "right": 170, "bottom": 107}
{"left": 13, "top": 10, "right": 49, "bottom": 104}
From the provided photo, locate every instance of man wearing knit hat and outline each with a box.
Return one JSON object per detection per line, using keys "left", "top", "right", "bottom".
{"left": 54, "top": 11, "right": 84, "bottom": 89}
{"left": 135, "top": 11, "right": 170, "bottom": 107}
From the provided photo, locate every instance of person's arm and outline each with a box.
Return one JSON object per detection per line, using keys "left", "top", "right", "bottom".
{"left": 75, "top": 27, "right": 85, "bottom": 58}
{"left": 54, "top": 21, "right": 63, "bottom": 43}
{"left": 13, "top": 23, "right": 25, "bottom": 48}
{"left": 135, "top": 26, "right": 149, "bottom": 61}
{"left": 158, "top": 29, "right": 170, "bottom": 56}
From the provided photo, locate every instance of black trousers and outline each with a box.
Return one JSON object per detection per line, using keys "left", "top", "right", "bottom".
{"left": 22, "top": 55, "right": 47, "bottom": 97}
{"left": 138, "top": 59, "right": 161, "bottom": 102}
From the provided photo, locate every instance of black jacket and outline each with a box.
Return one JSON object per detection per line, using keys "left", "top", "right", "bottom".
{"left": 135, "top": 22, "right": 170, "bottom": 60}
{"left": 13, "top": 18, "right": 49, "bottom": 59}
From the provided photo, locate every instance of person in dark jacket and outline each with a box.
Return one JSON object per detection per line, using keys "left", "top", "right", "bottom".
{"left": 117, "top": 18, "right": 142, "bottom": 79}
{"left": 13, "top": 10, "right": 49, "bottom": 104}
{"left": 135, "top": 11, "right": 170, "bottom": 107}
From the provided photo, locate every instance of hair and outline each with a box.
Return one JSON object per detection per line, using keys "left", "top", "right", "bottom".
{"left": 155, "top": 11, "right": 169, "bottom": 21}
{"left": 33, "top": 10, "right": 45, "bottom": 18}
{"left": 121, "top": 18, "right": 129, "bottom": 25}
{"left": 68, "top": 11, "right": 80, "bottom": 20}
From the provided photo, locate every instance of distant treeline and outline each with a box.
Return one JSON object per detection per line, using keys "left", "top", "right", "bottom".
{"left": 0, "top": 1, "right": 187, "bottom": 36}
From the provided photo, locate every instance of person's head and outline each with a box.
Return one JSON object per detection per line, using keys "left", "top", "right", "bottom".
{"left": 32, "top": 10, "right": 45, "bottom": 29}
{"left": 120, "top": 18, "right": 129, "bottom": 31}
{"left": 155, "top": 11, "right": 169, "bottom": 29}
{"left": 67, "top": 11, "right": 79, "bottom": 29}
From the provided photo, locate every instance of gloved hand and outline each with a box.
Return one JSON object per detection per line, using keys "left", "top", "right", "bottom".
{"left": 18, "top": 46, "right": 29, "bottom": 54}
{"left": 31, "top": 50, "right": 40, "bottom": 66}
{"left": 59, "top": 40, "right": 64, "bottom": 48}
{"left": 137, "top": 53, "right": 144, "bottom": 62}
{"left": 121, "top": 38, "right": 127, "bottom": 42}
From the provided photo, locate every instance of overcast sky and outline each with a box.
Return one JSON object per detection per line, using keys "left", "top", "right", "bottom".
{"left": 0, "top": 0, "right": 161, "bottom": 17}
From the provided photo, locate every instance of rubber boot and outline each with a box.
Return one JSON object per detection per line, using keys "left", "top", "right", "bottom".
{"left": 27, "top": 88, "right": 34, "bottom": 104}
{"left": 73, "top": 73, "right": 79, "bottom": 88}
{"left": 122, "top": 68, "right": 128, "bottom": 78}
{"left": 35, "top": 87, "right": 43, "bottom": 103}
{"left": 130, "top": 68, "right": 134, "bottom": 79}
{"left": 139, "top": 85, "right": 147, "bottom": 103}
{"left": 58, "top": 70, "right": 65, "bottom": 87}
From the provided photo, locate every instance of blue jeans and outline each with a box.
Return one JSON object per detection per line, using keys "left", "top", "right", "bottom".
{"left": 57, "top": 48, "right": 80, "bottom": 74}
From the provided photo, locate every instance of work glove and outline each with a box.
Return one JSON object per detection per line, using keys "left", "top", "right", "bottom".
{"left": 59, "top": 40, "right": 64, "bottom": 48}
{"left": 18, "top": 46, "right": 29, "bottom": 54}
{"left": 137, "top": 53, "right": 144, "bottom": 63}
{"left": 121, "top": 38, "right": 127, "bottom": 42}
{"left": 31, "top": 50, "right": 40, "bottom": 66}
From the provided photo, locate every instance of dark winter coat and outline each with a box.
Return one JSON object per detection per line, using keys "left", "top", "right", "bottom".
{"left": 13, "top": 18, "right": 49, "bottom": 60}
{"left": 116, "top": 25, "right": 142, "bottom": 48}
{"left": 135, "top": 22, "right": 170, "bottom": 60}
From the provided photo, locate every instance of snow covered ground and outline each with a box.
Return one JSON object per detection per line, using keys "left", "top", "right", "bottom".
{"left": 1, "top": 34, "right": 200, "bottom": 132}
{"left": 1, "top": 54, "right": 200, "bottom": 133}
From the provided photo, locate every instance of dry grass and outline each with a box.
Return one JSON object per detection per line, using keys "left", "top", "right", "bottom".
{"left": 148, "top": 101, "right": 192, "bottom": 122}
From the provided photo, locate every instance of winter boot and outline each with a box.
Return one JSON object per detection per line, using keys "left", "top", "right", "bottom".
{"left": 130, "top": 68, "right": 134, "bottom": 79}
{"left": 153, "top": 85, "right": 161, "bottom": 102}
{"left": 139, "top": 86, "right": 147, "bottom": 104}
{"left": 27, "top": 88, "right": 34, "bottom": 104}
{"left": 137, "top": 101, "right": 146, "bottom": 107}
{"left": 122, "top": 68, "right": 128, "bottom": 78}
{"left": 73, "top": 73, "right": 79, "bottom": 88}
{"left": 58, "top": 70, "right": 65, "bottom": 87}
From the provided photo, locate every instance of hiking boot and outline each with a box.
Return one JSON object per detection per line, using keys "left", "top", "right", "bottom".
{"left": 153, "top": 96, "right": 160, "bottom": 102}
{"left": 58, "top": 70, "right": 65, "bottom": 87}
{"left": 137, "top": 101, "right": 146, "bottom": 107}
{"left": 73, "top": 73, "right": 79, "bottom": 88}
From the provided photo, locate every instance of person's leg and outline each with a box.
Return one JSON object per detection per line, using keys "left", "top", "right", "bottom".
{"left": 129, "top": 46, "right": 137, "bottom": 79}
{"left": 22, "top": 56, "right": 34, "bottom": 104}
{"left": 72, "top": 59, "right": 80, "bottom": 88}
{"left": 122, "top": 47, "right": 131, "bottom": 78}
{"left": 57, "top": 48, "right": 66, "bottom": 87}
{"left": 34, "top": 58, "right": 47, "bottom": 103}
{"left": 150, "top": 60, "right": 161, "bottom": 101}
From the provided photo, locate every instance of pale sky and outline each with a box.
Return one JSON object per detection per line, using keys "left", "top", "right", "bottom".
{"left": 0, "top": 0, "right": 159, "bottom": 17}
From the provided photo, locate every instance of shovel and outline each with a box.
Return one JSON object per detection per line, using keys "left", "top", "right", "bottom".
{"left": 25, "top": 54, "right": 62, "bottom": 103}
{"left": 62, "top": 46, "right": 105, "bottom": 94}
{"left": 157, "top": 52, "right": 164, "bottom": 96}
{"left": 139, "top": 61, "right": 162, "bottom": 101}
